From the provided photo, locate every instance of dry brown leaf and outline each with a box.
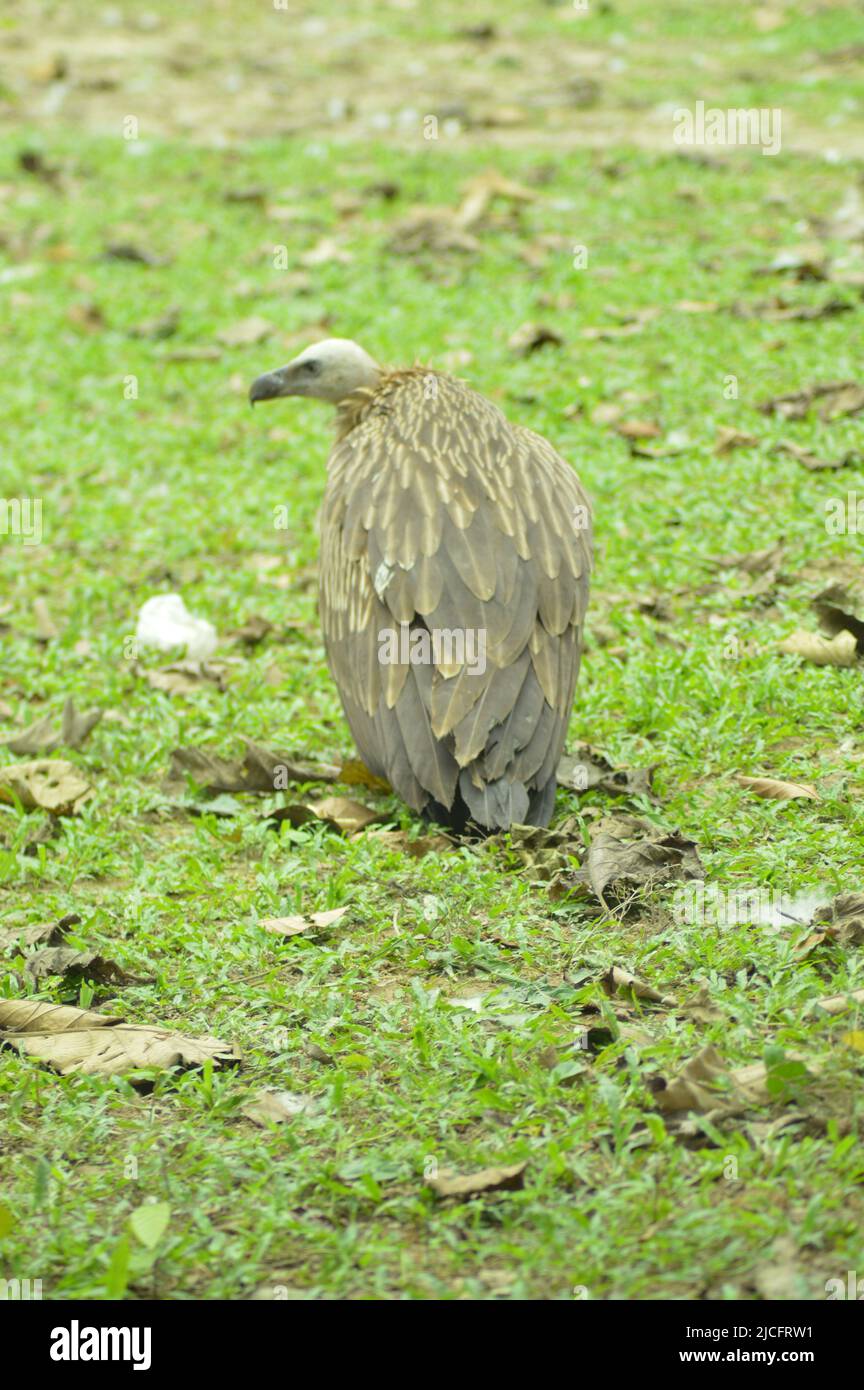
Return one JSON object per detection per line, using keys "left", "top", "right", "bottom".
{"left": 388, "top": 209, "right": 480, "bottom": 256}
{"left": 679, "top": 983, "right": 722, "bottom": 1024}
{"left": 0, "top": 912, "right": 81, "bottom": 953}
{"left": 616, "top": 418, "right": 661, "bottom": 441}
{"left": 130, "top": 307, "right": 181, "bottom": 340}
{"left": 812, "top": 583, "right": 864, "bottom": 653}
{"left": 227, "top": 615, "right": 273, "bottom": 646}
{"left": 163, "top": 346, "right": 222, "bottom": 363}
{"left": 143, "top": 662, "right": 226, "bottom": 696}
{"left": 778, "top": 629, "right": 857, "bottom": 667}
{"left": 6, "top": 699, "right": 102, "bottom": 755}
{"left": 0, "top": 999, "right": 238, "bottom": 1077}
{"left": 795, "top": 892, "right": 864, "bottom": 957}
{"left": 775, "top": 441, "right": 862, "bottom": 472}
{"left": 33, "top": 598, "right": 59, "bottom": 641}
{"left": 715, "top": 426, "right": 759, "bottom": 455}
{"left": 242, "top": 1090, "right": 315, "bottom": 1126}
{"left": 674, "top": 299, "right": 719, "bottom": 313}
{"left": 757, "top": 244, "right": 830, "bottom": 281}
{"left": 308, "top": 797, "right": 384, "bottom": 834}
{"left": 298, "top": 238, "right": 354, "bottom": 268}
{"left": 508, "top": 322, "right": 563, "bottom": 356}
{"left": 736, "top": 775, "right": 819, "bottom": 802}
{"left": 0, "top": 760, "right": 92, "bottom": 815}
{"left": 585, "top": 823, "right": 703, "bottom": 906}
{"left": 68, "top": 300, "right": 106, "bottom": 332}
{"left": 428, "top": 1162, "right": 526, "bottom": 1199}
{"left": 814, "top": 987, "right": 864, "bottom": 1015}
{"left": 166, "top": 741, "right": 340, "bottom": 794}
{"left": 25, "top": 947, "right": 149, "bottom": 986}
{"left": 601, "top": 965, "right": 676, "bottom": 1008}
{"left": 456, "top": 169, "right": 535, "bottom": 229}
{"left": 654, "top": 1045, "right": 812, "bottom": 1116}
{"left": 262, "top": 907, "right": 349, "bottom": 937}
{"left": 758, "top": 380, "right": 864, "bottom": 420}
{"left": 102, "top": 242, "right": 169, "bottom": 267}
{"left": 338, "top": 758, "right": 391, "bottom": 793}
{"left": 216, "top": 316, "right": 274, "bottom": 348}
{"left": 732, "top": 294, "right": 852, "bottom": 322}
{"left": 557, "top": 744, "right": 657, "bottom": 800}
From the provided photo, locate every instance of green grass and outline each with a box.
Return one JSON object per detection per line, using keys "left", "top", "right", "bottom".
{"left": 2, "top": 59, "right": 864, "bottom": 1299}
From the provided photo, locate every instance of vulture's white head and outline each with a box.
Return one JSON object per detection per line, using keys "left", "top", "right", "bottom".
{"left": 249, "top": 338, "right": 383, "bottom": 406}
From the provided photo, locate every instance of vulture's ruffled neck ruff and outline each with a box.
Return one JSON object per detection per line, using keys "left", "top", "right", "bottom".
{"left": 333, "top": 366, "right": 451, "bottom": 441}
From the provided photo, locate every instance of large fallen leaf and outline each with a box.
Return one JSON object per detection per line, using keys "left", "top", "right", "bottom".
{"left": 795, "top": 892, "right": 864, "bottom": 957}
{"left": 501, "top": 816, "right": 585, "bottom": 883}
{"left": 812, "top": 582, "right": 864, "bottom": 654}
{"left": 0, "top": 760, "right": 92, "bottom": 815}
{"left": 557, "top": 744, "right": 656, "bottom": 800}
{"left": 732, "top": 295, "right": 853, "bottom": 323}
{"left": 24, "top": 947, "right": 149, "bottom": 987}
{"left": 166, "top": 741, "right": 340, "bottom": 794}
{"left": 778, "top": 630, "right": 857, "bottom": 667}
{"left": 0, "top": 912, "right": 81, "bottom": 953}
{"left": 654, "top": 1044, "right": 814, "bottom": 1116}
{"left": 814, "top": 987, "right": 864, "bottom": 1016}
{"left": 428, "top": 1162, "right": 526, "bottom": 1199}
{"left": 775, "top": 441, "right": 862, "bottom": 472}
{"left": 754, "top": 243, "right": 829, "bottom": 282}
{"left": 0, "top": 1000, "right": 239, "bottom": 1077}
{"left": 5, "top": 699, "right": 103, "bottom": 755}
{"left": 262, "top": 907, "right": 349, "bottom": 937}
{"left": 758, "top": 380, "right": 864, "bottom": 421}
{"left": 736, "top": 775, "right": 819, "bottom": 802}
{"left": 584, "top": 820, "right": 703, "bottom": 907}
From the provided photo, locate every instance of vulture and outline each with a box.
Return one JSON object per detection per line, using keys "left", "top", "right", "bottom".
{"left": 249, "top": 339, "right": 592, "bottom": 831}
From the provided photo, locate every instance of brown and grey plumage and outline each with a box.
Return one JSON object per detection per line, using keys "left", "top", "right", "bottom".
{"left": 249, "top": 338, "right": 592, "bottom": 831}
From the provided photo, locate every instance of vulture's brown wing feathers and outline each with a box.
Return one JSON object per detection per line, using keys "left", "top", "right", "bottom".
{"left": 319, "top": 369, "right": 591, "bottom": 829}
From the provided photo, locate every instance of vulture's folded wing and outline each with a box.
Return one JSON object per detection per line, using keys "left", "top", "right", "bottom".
{"left": 318, "top": 369, "right": 592, "bottom": 827}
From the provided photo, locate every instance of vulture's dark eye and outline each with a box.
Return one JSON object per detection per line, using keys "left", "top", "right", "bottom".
{"left": 302, "top": 360, "right": 320, "bottom": 375}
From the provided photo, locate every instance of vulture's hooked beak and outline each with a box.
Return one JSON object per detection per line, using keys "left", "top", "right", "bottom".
{"left": 248, "top": 367, "right": 295, "bottom": 406}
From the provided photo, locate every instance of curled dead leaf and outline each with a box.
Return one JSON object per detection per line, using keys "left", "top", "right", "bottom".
{"left": 778, "top": 629, "right": 857, "bottom": 667}
{"left": 736, "top": 775, "right": 819, "bottom": 802}
{"left": 0, "top": 760, "right": 92, "bottom": 815}
{"left": 428, "top": 1162, "right": 526, "bottom": 1199}
{"left": 166, "top": 741, "right": 341, "bottom": 794}
{"left": 0, "top": 999, "right": 239, "bottom": 1077}
{"left": 262, "top": 907, "right": 349, "bottom": 937}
